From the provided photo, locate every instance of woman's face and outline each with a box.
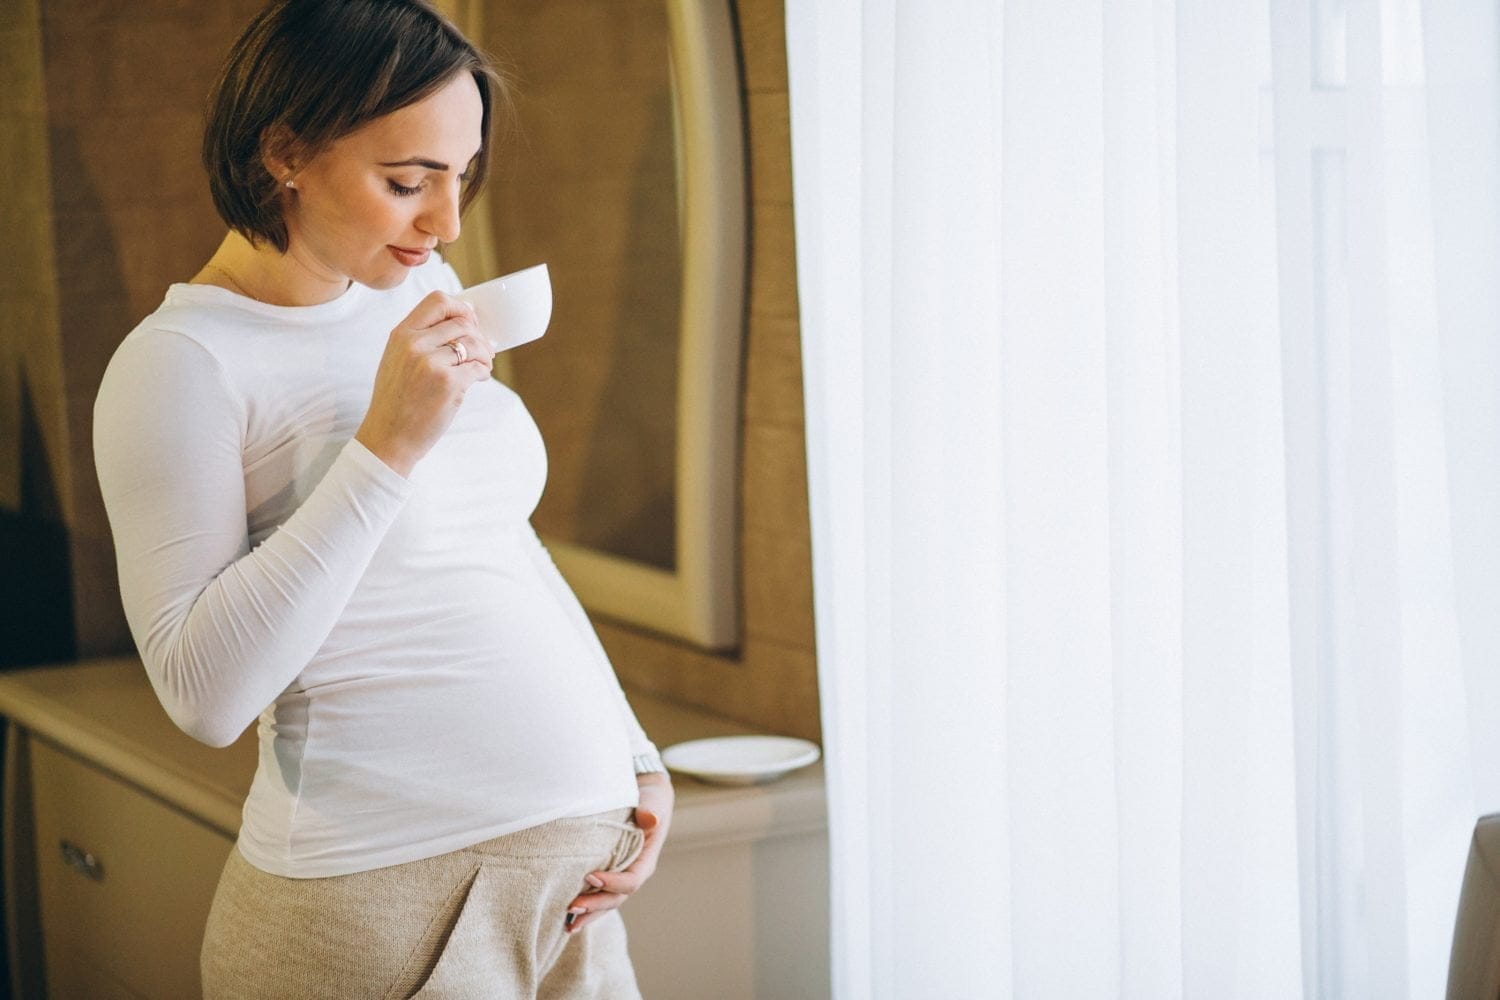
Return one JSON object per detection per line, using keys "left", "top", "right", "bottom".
{"left": 279, "top": 72, "right": 484, "bottom": 290}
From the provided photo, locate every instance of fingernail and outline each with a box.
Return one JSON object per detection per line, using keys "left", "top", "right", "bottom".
{"left": 585, "top": 874, "right": 604, "bottom": 888}
{"left": 568, "top": 906, "right": 587, "bottom": 915}
{"left": 565, "top": 912, "right": 577, "bottom": 927}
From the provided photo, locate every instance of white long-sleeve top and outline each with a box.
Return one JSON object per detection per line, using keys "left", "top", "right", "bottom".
{"left": 94, "top": 255, "right": 655, "bottom": 877}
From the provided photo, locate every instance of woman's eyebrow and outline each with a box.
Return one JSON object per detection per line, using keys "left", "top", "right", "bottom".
{"left": 379, "top": 149, "right": 481, "bottom": 172}
{"left": 380, "top": 157, "right": 450, "bottom": 170}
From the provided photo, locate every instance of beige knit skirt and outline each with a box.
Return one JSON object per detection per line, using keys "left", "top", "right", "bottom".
{"left": 200, "top": 809, "right": 646, "bottom": 999}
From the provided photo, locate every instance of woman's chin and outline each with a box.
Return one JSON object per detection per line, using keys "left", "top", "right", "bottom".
{"left": 360, "top": 266, "right": 413, "bottom": 291}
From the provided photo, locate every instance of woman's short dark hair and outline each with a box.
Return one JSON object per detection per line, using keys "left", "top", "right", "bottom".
{"left": 203, "top": 0, "right": 505, "bottom": 252}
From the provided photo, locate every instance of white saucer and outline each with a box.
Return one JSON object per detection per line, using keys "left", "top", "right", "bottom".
{"left": 661, "top": 736, "right": 821, "bottom": 786}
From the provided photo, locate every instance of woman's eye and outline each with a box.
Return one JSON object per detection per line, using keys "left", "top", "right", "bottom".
{"left": 388, "top": 179, "right": 422, "bottom": 197}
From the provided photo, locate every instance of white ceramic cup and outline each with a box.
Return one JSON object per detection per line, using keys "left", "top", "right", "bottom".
{"left": 456, "top": 262, "right": 552, "bottom": 352}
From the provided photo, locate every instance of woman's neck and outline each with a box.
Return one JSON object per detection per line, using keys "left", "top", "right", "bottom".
{"left": 191, "top": 232, "right": 351, "bottom": 307}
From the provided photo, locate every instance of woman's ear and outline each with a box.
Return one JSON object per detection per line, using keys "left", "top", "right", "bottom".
{"left": 259, "top": 124, "right": 302, "bottom": 187}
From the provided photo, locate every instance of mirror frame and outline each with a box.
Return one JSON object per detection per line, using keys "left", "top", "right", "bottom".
{"left": 538, "top": 0, "right": 745, "bottom": 650}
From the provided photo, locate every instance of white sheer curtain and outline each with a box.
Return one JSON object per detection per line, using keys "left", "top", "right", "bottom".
{"left": 786, "top": 2, "right": 1500, "bottom": 997}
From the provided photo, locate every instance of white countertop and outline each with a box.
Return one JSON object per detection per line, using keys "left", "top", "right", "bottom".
{"left": 0, "top": 658, "right": 825, "bottom": 851}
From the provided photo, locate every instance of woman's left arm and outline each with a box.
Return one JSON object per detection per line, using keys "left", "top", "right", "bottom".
{"left": 565, "top": 772, "right": 674, "bottom": 933}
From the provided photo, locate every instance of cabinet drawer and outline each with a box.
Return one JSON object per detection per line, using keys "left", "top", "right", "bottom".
{"left": 30, "top": 738, "right": 235, "bottom": 1000}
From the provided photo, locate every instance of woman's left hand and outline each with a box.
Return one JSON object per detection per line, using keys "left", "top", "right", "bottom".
{"left": 565, "top": 773, "right": 675, "bottom": 933}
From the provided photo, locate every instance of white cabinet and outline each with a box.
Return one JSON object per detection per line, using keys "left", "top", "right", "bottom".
{"left": 628, "top": 824, "right": 830, "bottom": 1000}
{"left": 30, "top": 739, "right": 232, "bottom": 999}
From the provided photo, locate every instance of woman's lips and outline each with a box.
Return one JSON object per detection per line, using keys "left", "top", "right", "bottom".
{"left": 388, "top": 245, "right": 431, "bottom": 267}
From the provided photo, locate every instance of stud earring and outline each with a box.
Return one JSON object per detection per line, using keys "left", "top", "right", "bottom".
{"left": 285, "top": 179, "right": 296, "bottom": 189}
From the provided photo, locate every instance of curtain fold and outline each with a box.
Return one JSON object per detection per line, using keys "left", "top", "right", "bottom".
{"left": 788, "top": 2, "right": 1500, "bottom": 996}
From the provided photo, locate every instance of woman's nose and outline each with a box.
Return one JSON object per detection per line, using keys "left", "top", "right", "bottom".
{"left": 420, "top": 187, "right": 462, "bottom": 243}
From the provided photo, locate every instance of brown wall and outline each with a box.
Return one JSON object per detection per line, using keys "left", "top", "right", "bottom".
{"left": 1, "top": 0, "right": 819, "bottom": 741}
{"left": 1, "top": 0, "right": 268, "bottom": 661}
{"left": 1, "top": 0, "right": 74, "bottom": 667}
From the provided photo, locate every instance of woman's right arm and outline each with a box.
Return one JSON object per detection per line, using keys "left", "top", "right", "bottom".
{"left": 94, "top": 294, "right": 492, "bottom": 748}
{"left": 95, "top": 329, "right": 413, "bottom": 747}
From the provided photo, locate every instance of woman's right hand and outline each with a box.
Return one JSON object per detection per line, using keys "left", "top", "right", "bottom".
{"left": 354, "top": 291, "right": 495, "bottom": 477}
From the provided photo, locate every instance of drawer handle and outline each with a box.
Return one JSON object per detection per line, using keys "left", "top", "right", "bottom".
{"left": 59, "top": 840, "right": 105, "bottom": 882}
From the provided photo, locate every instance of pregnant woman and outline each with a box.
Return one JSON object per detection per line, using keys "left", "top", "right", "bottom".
{"left": 92, "top": 2, "right": 672, "bottom": 996}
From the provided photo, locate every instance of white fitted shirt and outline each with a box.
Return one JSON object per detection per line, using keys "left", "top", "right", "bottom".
{"left": 94, "top": 256, "right": 654, "bottom": 877}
